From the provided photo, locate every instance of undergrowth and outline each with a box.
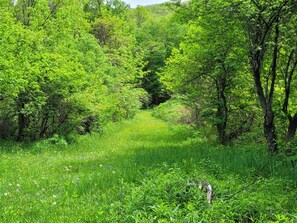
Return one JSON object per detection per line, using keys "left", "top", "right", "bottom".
{"left": 0, "top": 111, "right": 296, "bottom": 222}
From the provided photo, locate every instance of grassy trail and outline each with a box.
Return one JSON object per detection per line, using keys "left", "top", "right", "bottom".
{"left": 0, "top": 111, "right": 296, "bottom": 222}
{"left": 0, "top": 111, "right": 192, "bottom": 222}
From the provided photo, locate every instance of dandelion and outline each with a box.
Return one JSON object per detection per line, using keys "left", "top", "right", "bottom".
{"left": 52, "top": 201, "right": 57, "bottom": 206}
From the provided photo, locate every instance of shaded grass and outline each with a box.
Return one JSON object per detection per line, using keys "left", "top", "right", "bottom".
{"left": 0, "top": 110, "right": 296, "bottom": 222}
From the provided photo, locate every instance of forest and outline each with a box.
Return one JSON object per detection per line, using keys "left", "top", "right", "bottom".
{"left": 0, "top": 0, "right": 296, "bottom": 222}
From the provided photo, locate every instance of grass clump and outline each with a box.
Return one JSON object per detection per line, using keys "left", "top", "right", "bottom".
{"left": 0, "top": 111, "right": 296, "bottom": 222}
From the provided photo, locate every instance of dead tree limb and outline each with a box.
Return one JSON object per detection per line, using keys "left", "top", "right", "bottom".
{"left": 226, "top": 177, "right": 260, "bottom": 200}
{"left": 187, "top": 179, "right": 213, "bottom": 204}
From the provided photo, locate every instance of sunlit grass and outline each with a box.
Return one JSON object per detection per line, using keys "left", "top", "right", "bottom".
{"left": 0, "top": 110, "right": 296, "bottom": 222}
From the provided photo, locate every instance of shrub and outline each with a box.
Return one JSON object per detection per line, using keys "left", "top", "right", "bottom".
{"left": 152, "top": 97, "right": 196, "bottom": 124}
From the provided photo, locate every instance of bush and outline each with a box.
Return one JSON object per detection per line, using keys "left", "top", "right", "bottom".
{"left": 152, "top": 97, "right": 196, "bottom": 124}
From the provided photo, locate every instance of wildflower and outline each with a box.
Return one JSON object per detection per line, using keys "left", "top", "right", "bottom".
{"left": 33, "top": 180, "right": 39, "bottom": 186}
{"left": 52, "top": 202, "right": 57, "bottom": 206}
{"left": 4, "top": 192, "right": 10, "bottom": 196}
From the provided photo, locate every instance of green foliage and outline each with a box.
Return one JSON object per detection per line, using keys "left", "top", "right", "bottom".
{"left": 152, "top": 97, "right": 196, "bottom": 124}
{"left": 0, "top": 111, "right": 295, "bottom": 222}
{"left": 161, "top": 0, "right": 257, "bottom": 145}
{"left": 128, "top": 4, "right": 186, "bottom": 105}
{"left": 103, "top": 163, "right": 296, "bottom": 222}
{"left": 0, "top": 0, "right": 144, "bottom": 141}
{"left": 160, "top": 0, "right": 297, "bottom": 147}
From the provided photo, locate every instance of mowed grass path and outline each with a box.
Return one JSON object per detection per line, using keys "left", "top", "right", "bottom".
{"left": 0, "top": 111, "right": 194, "bottom": 222}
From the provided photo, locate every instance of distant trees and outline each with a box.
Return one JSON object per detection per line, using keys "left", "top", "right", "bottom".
{"left": 129, "top": 5, "right": 186, "bottom": 106}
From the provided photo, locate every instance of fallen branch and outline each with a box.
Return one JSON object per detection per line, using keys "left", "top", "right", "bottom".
{"left": 187, "top": 179, "right": 213, "bottom": 204}
{"left": 226, "top": 177, "right": 260, "bottom": 200}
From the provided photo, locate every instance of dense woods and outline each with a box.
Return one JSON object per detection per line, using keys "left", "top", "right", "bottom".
{"left": 0, "top": 0, "right": 296, "bottom": 222}
{"left": 1, "top": 0, "right": 296, "bottom": 154}
{"left": 0, "top": 0, "right": 147, "bottom": 141}
{"left": 0, "top": 0, "right": 184, "bottom": 141}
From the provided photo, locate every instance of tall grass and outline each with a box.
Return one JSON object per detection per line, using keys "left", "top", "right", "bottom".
{"left": 0, "top": 111, "right": 296, "bottom": 222}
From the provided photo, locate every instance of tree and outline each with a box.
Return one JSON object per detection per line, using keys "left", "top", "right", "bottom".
{"left": 0, "top": 0, "right": 108, "bottom": 140}
{"left": 161, "top": 0, "right": 253, "bottom": 144}
{"left": 279, "top": 12, "right": 297, "bottom": 140}
{"left": 239, "top": 0, "right": 296, "bottom": 153}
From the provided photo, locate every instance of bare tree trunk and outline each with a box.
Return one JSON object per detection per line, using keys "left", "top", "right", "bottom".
{"left": 287, "top": 114, "right": 297, "bottom": 140}
{"left": 248, "top": 13, "right": 280, "bottom": 154}
{"left": 264, "top": 105, "right": 278, "bottom": 153}
{"left": 215, "top": 76, "right": 228, "bottom": 145}
{"left": 282, "top": 49, "right": 297, "bottom": 140}
{"left": 17, "top": 104, "right": 30, "bottom": 141}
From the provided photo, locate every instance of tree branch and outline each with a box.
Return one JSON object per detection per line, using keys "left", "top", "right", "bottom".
{"left": 226, "top": 177, "right": 259, "bottom": 200}
{"left": 268, "top": 18, "right": 280, "bottom": 103}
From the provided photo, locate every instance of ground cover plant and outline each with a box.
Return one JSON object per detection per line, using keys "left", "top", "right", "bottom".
{"left": 0, "top": 111, "right": 296, "bottom": 222}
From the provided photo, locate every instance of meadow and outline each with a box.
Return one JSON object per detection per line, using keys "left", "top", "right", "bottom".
{"left": 0, "top": 111, "right": 296, "bottom": 222}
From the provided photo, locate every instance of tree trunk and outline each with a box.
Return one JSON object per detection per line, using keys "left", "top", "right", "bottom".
{"left": 16, "top": 94, "right": 30, "bottom": 141}
{"left": 287, "top": 113, "right": 297, "bottom": 140}
{"left": 39, "top": 113, "right": 49, "bottom": 138}
{"left": 215, "top": 77, "right": 228, "bottom": 145}
{"left": 282, "top": 49, "right": 297, "bottom": 140}
{"left": 248, "top": 13, "right": 279, "bottom": 154}
{"left": 17, "top": 111, "right": 29, "bottom": 141}
{"left": 263, "top": 105, "right": 278, "bottom": 153}
{"left": 251, "top": 52, "right": 278, "bottom": 153}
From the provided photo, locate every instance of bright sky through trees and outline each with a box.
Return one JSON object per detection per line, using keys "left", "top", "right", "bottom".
{"left": 123, "top": 0, "right": 171, "bottom": 8}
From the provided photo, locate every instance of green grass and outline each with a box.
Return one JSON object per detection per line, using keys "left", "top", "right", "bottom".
{"left": 0, "top": 111, "right": 296, "bottom": 222}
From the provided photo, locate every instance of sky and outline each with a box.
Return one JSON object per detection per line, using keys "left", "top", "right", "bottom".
{"left": 123, "top": 0, "right": 172, "bottom": 8}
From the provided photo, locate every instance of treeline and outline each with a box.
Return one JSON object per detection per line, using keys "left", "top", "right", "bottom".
{"left": 0, "top": 0, "right": 144, "bottom": 141}
{"left": 1, "top": 0, "right": 296, "bottom": 154}
{"left": 0, "top": 0, "right": 185, "bottom": 142}
{"left": 160, "top": 0, "right": 297, "bottom": 153}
